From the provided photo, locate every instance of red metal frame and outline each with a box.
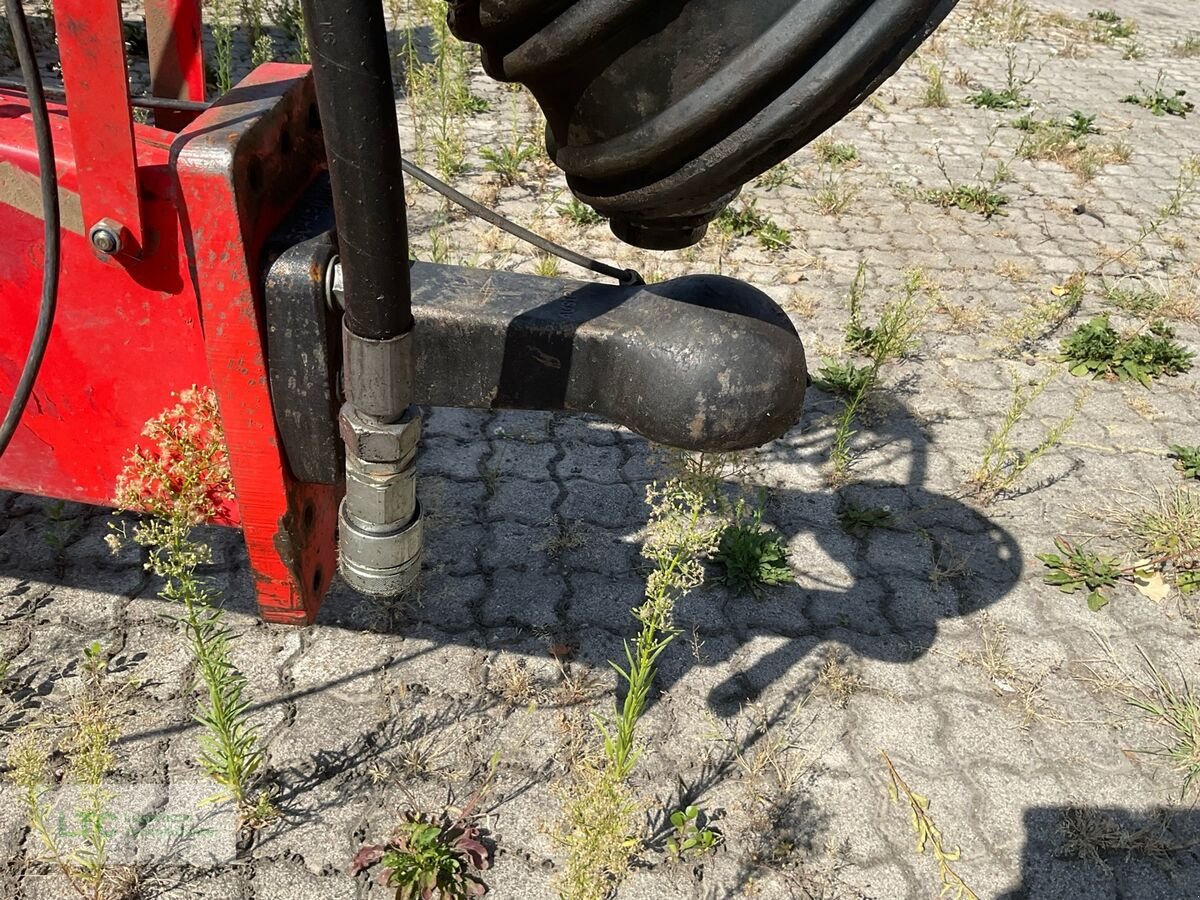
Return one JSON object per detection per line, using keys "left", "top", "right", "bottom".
{"left": 145, "top": 0, "right": 206, "bottom": 130}
{"left": 52, "top": 0, "right": 145, "bottom": 251}
{"left": 0, "top": 10, "right": 339, "bottom": 623}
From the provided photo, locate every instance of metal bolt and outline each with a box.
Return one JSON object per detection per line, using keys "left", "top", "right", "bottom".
{"left": 326, "top": 256, "right": 344, "bottom": 311}
{"left": 88, "top": 220, "right": 124, "bottom": 256}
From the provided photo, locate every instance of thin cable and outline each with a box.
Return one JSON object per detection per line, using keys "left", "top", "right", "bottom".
{"left": 400, "top": 158, "right": 643, "bottom": 287}
{"left": 0, "top": 76, "right": 210, "bottom": 112}
{"left": 0, "top": 0, "right": 61, "bottom": 459}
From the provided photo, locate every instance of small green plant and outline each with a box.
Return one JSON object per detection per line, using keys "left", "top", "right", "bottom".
{"left": 1059, "top": 316, "right": 1194, "bottom": 386}
{"left": 665, "top": 805, "right": 721, "bottom": 859}
{"left": 1169, "top": 445, "right": 1200, "bottom": 480}
{"left": 967, "top": 48, "right": 1036, "bottom": 110}
{"left": 837, "top": 502, "right": 892, "bottom": 537}
{"left": 814, "top": 165, "right": 859, "bottom": 216}
{"left": 353, "top": 809, "right": 492, "bottom": 899}
{"left": 926, "top": 141, "right": 1010, "bottom": 217}
{"left": 1087, "top": 9, "right": 1136, "bottom": 38}
{"left": 559, "top": 197, "right": 604, "bottom": 226}
{"left": 711, "top": 502, "right": 794, "bottom": 598}
{"left": 481, "top": 136, "right": 538, "bottom": 186}
{"left": 716, "top": 201, "right": 792, "bottom": 250}
{"left": 813, "top": 137, "right": 859, "bottom": 166}
{"left": 882, "top": 752, "right": 980, "bottom": 900}
{"left": 968, "top": 371, "right": 1086, "bottom": 503}
{"left": 1038, "top": 537, "right": 1122, "bottom": 611}
{"left": 1123, "top": 74, "right": 1194, "bottom": 118}
{"left": 814, "top": 359, "right": 874, "bottom": 397}
{"left": 927, "top": 184, "right": 1008, "bottom": 217}
{"left": 921, "top": 64, "right": 949, "bottom": 108}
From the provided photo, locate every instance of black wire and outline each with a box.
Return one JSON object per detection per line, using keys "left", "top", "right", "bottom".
{"left": 399, "top": 158, "right": 644, "bottom": 287}
{"left": 0, "top": 76, "right": 210, "bottom": 112}
{"left": 0, "top": 0, "right": 61, "bottom": 459}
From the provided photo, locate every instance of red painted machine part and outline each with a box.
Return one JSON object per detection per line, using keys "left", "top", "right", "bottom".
{"left": 0, "top": 65, "right": 340, "bottom": 624}
{"left": 0, "top": 88, "right": 213, "bottom": 511}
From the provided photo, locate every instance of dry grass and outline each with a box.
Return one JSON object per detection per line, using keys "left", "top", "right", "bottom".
{"left": 1057, "top": 806, "right": 1188, "bottom": 871}
{"left": 956, "top": 615, "right": 1062, "bottom": 727}
{"left": 815, "top": 648, "right": 865, "bottom": 707}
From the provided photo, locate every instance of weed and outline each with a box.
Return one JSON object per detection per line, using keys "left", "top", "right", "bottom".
{"left": 813, "top": 165, "right": 859, "bottom": 216}
{"left": 755, "top": 162, "right": 793, "bottom": 189}
{"left": 1173, "top": 33, "right": 1200, "bottom": 58}
{"left": 665, "top": 805, "right": 721, "bottom": 859}
{"left": 968, "top": 48, "right": 1036, "bottom": 110}
{"left": 1087, "top": 9, "right": 1136, "bottom": 39}
{"left": 1097, "top": 156, "right": 1200, "bottom": 278}
{"left": 882, "top": 752, "right": 980, "bottom": 900}
{"left": 1012, "top": 112, "right": 1127, "bottom": 180}
{"left": 558, "top": 198, "right": 604, "bottom": 226}
{"left": 210, "top": 0, "right": 236, "bottom": 95}
{"left": 481, "top": 136, "right": 537, "bottom": 185}
{"left": 1100, "top": 277, "right": 1195, "bottom": 322}
{"left": 823, "top": 266, "right": 927, "bottom": 483}
{"left": 927, "top": 184, "right": 1008, "bottom": 217}
{"left": 9, "top": 643, "right": 131, "bottom": 900}
{"left": 921, "top": 64, "right": 949, "bottom": 108}
{"left": 251, "top": 33, "right": 273, "bottom": 66}
{"left": 927, "top": 141, "right": 1010, "bottom": 217}
{"left": 533, "top": 253, "right": 560, "bottom": 278}
{"left": 353, "top": 805, "right": 492, "bottom": 898}
{"left": 1057, "top": 806, "right": 1183, "bottom": 870}
{"left": 1169, "top": 446, "right": 1200, "bottom": 480}
{"left": 964, "top": 0, "right": 1031, "bottom": 45}
{"left": 110, "top": 388, "right": 268, "bottom": 818}
{"left": 711, "top": 501, "right": 794, "bottom": 598}
{"left": 1123, "top": 74, "right": 1194, "bottom": 118}
{"left": 813, "top": 137, "right": 859, "bottom": 166}
{"left": 815, "top": 648, "right": 864, "bottom": 707}
{"left": 1059, "top": 316, "right": 1194, "bottom": 386}
{"left": 968, "top": 371, "right": 1086, "bottom": 503}
{"left": 558, "top": 477, "right": 722, "bottom": 897}
{"left": 1038, "top": 537, "right": 1122, "bottom": 611}
{"left": 716, "top": 201, "right": 792, "bottom": 250}
{"left": 557, "top": 761, "right": 641, "bottom": 900}
{"left": 837, "top": 501, "right": 892, "bottom": 536}
{"left": 270, "top": 0, "right": 309, "bottom": 62}
{"left": 1123, "top": 648, "right": 1200, "bottom": 797}
{"left": 814, "top": 359, "right": 874, "bottom": 397}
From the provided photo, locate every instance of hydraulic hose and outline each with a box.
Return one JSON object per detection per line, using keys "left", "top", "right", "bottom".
{"left": 0, "top": 0, "right": 61, "bottom": 459}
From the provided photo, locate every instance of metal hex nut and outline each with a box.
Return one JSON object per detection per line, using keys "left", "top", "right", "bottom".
{"left": 338, "top": 403, "right": 422, "bottom": 463}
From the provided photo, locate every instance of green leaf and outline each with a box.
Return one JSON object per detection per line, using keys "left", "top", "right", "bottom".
{"left": 1087, "top": 589, "right": 1109, "bottom": 612}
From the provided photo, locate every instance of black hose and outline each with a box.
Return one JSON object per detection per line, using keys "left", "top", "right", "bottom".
{"left": 300, "top": 0, "right": 413, "bottom": 341}
{"left": 0, "top": 0, "right": 61, "bottom": 459}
